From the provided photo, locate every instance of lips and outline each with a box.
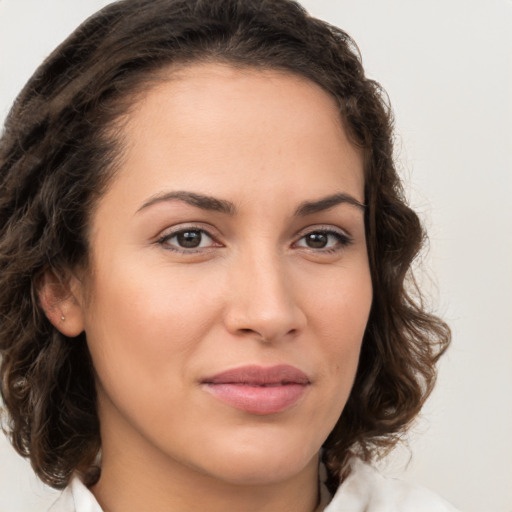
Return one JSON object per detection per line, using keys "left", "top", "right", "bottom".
{"left": 201, "top": 365, "right": 310, "bottom": 415}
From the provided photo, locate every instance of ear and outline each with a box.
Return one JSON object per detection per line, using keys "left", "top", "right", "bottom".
{"left": 37, "top": 268, "right": 85, "bottom": 337}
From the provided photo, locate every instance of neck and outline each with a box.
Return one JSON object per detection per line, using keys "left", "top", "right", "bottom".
{"left": 92, "top": 451, "right": 320, "bottom": 512}
{"left": 92, "top": 402, "right": 321, "bottom": 512}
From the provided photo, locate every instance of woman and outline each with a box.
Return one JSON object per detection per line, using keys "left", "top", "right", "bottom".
{"left": 0, "top": 0, "right": 456, "bottom": 510}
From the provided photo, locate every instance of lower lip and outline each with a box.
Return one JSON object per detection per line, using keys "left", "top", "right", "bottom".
{"left": 203, "top": 383, "right": 308, "bottom": 415}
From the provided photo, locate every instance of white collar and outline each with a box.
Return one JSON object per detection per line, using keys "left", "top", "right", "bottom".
{"left": 48, "top": 457, "right": 458, "bottom": 512}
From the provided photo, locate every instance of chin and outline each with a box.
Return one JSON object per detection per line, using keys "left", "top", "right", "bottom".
{"left": 192, "top": 439, "right": 319, "bottom": 486}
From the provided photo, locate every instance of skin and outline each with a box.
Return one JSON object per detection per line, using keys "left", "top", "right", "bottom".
{"left": 41, "top": 63, "right": 372, "bottom": 512}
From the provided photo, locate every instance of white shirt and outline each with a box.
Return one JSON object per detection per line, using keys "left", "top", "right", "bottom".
{"left": 48, "top": 457, "right": 460, "bottom": 512}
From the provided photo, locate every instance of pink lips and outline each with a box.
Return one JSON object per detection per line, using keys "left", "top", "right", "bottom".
{"left": 202, "top": 365, "right": 310, "bottom": 415}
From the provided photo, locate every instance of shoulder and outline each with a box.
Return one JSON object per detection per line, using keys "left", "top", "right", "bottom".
{"left": 324, "top": 457, "right": 460, "bottom": 512}
{"left": 47, "top": 475, "right": 103, "bottom": 512}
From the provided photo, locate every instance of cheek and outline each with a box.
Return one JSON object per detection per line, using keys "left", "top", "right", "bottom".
{"left": 309, "top": 264, "right": 372, "bottom": 388}
{"left": 307, "top": 261, "right": 372, "bottom": 340}
{"left": 81, "top": 259, "right": 220, "bottom": 389}
{"left": 299, "top": 270, "right": 371, "bottom": 447}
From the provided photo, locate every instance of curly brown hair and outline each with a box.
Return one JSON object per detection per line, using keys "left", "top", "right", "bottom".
{"left": 0, "top": 0, "right": 450, "bottom": 492}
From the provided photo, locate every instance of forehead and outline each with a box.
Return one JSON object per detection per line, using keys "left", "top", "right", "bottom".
{"left": 104, "top": 62, "right": 364, "bottom": 208}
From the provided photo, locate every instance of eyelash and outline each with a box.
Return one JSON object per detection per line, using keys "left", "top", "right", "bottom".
{"left": 293, "top": 228, "right": 353, "bottom": 253}
{"left": 156, "top": 225, "right": 220, "bottom": 254}
{"left": 156, "top": 225, "right": 353, "bottom": 255}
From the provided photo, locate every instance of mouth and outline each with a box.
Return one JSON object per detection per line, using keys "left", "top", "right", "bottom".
{"left": 201, "top": 364, "right": 311, "bottom": 415}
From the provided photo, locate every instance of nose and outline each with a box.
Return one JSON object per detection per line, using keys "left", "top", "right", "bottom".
{"left": 222, "top": 250, "right": 307, "bottom": 343}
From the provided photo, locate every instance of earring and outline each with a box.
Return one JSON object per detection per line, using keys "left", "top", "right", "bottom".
{"left": 61, "top": 315, "right": 65, "bottom": 321}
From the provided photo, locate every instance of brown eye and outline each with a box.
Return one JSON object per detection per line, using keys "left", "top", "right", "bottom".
{"left": 159, "top": 228, "right": 216, "bottom": 251}
{"left": 176, "top": 230, "right": 203, "bottom": 248}
{"left": 304, "top": 232, "right": 328, "bottom": 248}
{"left": 295, "top": 229, "right": 352, "bottom": 251}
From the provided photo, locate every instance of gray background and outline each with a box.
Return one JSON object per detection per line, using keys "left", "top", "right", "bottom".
{"left": 0, "top": 1, "right": 511, "bottom": 511}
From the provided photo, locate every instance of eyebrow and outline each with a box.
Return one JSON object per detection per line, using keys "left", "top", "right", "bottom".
{"left": 137, "top": 191, "right": 237, "bottom": 215}
{"left": 137, "top": 190, "right": 365, "bottom": 216}
{"left": 294, "top": 193, "right": 366, "bottom": 216}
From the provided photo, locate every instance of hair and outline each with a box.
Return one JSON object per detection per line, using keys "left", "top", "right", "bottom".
{"left": 0, "top": 0, "right": 450, "bottom": 492}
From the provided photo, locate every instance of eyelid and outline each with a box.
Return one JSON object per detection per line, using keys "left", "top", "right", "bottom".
{"left": 292, "top": 225, "right": 354, "bottom": 250}
{"left": 155, "top": 223, "right": 223, "bottom": 252}
{"left": 294, "top": 224, "right": 353, "bottom": 240}
{"left": 154, "top": 222, "right": 354, "bottom": 255}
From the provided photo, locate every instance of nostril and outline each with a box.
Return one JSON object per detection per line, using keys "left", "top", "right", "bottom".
{"left": 236, "top": 327, "right": 299, "bottom": 343}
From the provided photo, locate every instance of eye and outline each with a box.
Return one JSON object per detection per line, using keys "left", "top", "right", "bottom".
{"left": 294, "top": 229, "right": 352, "bottom": 251}
{"left": 158, "top": 228, "right": 217, "bottom": 251}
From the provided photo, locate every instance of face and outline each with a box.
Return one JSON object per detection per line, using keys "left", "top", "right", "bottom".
{"left": 72, "top": 64, "right": 372, "bottom": 487}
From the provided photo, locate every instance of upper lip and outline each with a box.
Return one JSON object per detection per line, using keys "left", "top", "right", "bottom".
{"left": 202, "top": 364, "right": 310, "bottom": 386}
